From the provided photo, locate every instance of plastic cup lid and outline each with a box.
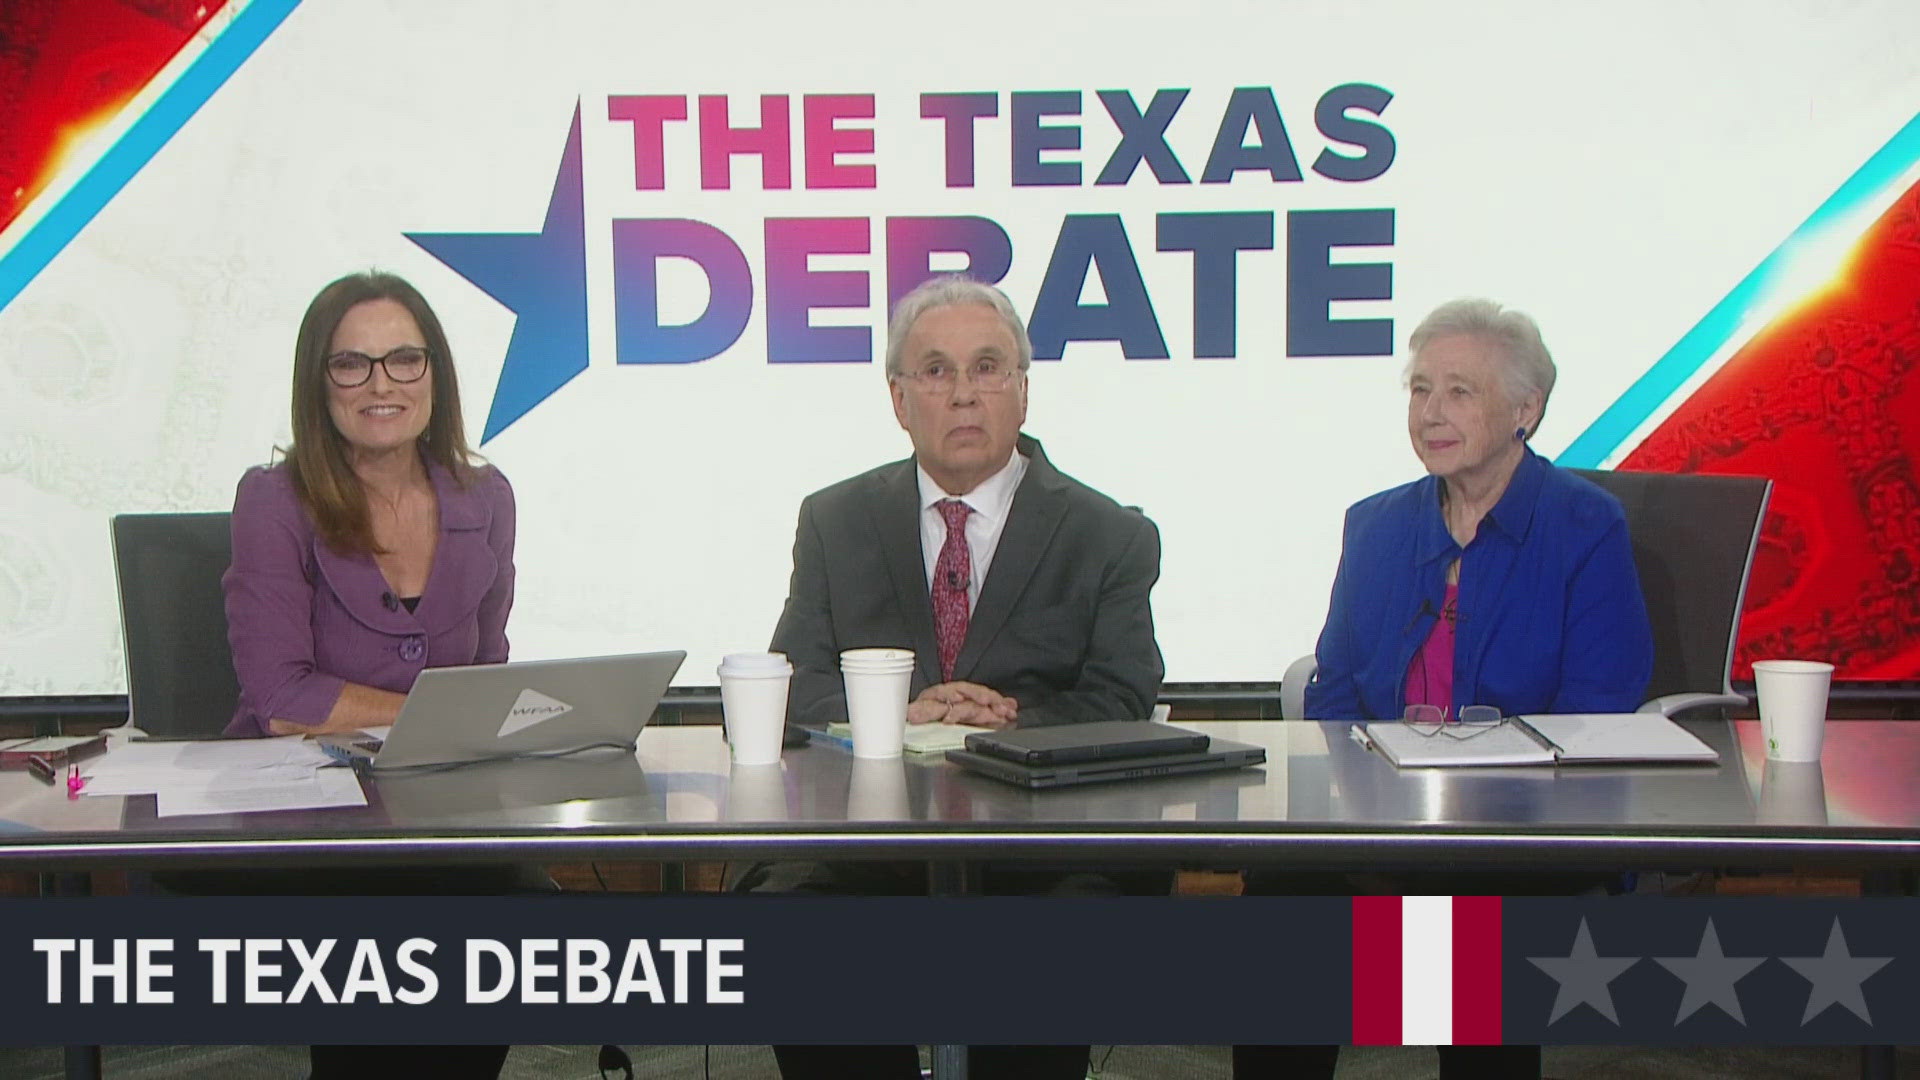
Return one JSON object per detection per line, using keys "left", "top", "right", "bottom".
{"left": 1752, "top": 659, "right": 1834, "bottom": 673}
{"left": 840, "top": 648, "right": 914, "bottom": 662}
{"left": 723, "top": 651, "right": 790, "bottom": 667}
{"left": 718, "top": 665, "right": 791, "bottom": 679}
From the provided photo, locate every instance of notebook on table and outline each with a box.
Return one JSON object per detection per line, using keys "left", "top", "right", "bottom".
{"left": 320, "top": 650, "right": 685, "bottom": 770}
{"left": 946, "top": 735, "right": 1265, "bottom": 789}
{"left": 0, "top": 734, "right": 109, "bottom": 767}
{"left": 963, "top": 719, "right": 1211, "bottom": 765}
{"left": 1515, "top": 713, "right": 1721, "bottom": 764}
{"left": 1355, "top": 713, "right": 1719, "bottom": 768}
{"left": 821, "top": 720, "right": 992, "bottom": 754}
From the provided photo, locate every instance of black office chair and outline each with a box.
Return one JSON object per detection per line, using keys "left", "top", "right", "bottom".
{"left": 110, "top": 512, "right": 240, "bottom": 738}
{"left": 1279, "top": 469, "right": 1772, "bottom": 719}
{"left": 1569, "top": 468, "right": 1771, "bottom": 717}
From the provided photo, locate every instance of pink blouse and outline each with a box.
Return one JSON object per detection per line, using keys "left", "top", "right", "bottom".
{"left": 1403, "top": 584, "right": 1459, "bottom": 714}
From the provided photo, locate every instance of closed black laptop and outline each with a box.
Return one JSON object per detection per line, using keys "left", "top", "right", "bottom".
{"left": 963, "top": 719, "right": 1210, "bottom": 765}
{"left": 946, "top": 736, "right": 1265, "bottom": 789}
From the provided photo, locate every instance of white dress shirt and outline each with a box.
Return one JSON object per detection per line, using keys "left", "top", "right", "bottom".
{"left": 917, "top": 451, "right": 1030, "bottom": 609}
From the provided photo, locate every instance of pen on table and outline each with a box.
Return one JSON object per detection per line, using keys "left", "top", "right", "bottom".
{"left": 1348, "top": 725, "right": 1376, "bottom": 752}
{"left": 25, "top": 755, "right": 58, "bottom": 785}
{"left": 803, "top": 726, "right": 856, "bottom": 751}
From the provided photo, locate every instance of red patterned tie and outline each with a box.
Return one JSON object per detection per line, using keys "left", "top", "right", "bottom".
{"left": 932, "top": 499, "right": 973, "bottom": 681}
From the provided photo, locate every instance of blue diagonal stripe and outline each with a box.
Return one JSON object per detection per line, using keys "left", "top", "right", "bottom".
{"left": 0, "top": 0, "right": 302, "bottom": 313}
{"left": 1558, "top": 110, "right": 1920, "bottom": 468}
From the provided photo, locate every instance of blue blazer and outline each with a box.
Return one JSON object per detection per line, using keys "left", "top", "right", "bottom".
{"left": 1304, "top": 448, "right": 1652, "bottom": 720}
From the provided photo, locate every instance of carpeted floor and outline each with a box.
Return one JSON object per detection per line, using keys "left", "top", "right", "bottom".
{"left": 0, "top": 1043, "right": 1906, "bottom": 1078}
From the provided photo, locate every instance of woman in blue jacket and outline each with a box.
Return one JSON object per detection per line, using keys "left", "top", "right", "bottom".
{"left": 1307, "top": 297, "right": 1651, "bottom": 723}
{"left": 1239, "top": 299, "right": 1653, "bottom": 1080}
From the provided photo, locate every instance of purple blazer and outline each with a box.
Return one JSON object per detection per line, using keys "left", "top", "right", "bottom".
{"left": 221, "top": 462, "right": 515, "bottom": 736}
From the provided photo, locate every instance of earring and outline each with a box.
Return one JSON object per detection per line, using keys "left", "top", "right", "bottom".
{"left": 1514, "top": 426, "right": 1527, "bottom": 441}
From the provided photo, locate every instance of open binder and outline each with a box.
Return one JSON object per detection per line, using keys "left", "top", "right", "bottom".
{"left": 1355, "top": 713, "right": 1720, "bottom": 768}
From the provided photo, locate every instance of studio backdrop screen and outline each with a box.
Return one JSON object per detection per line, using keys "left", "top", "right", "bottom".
{"left": 2, "top": 0, "right": 1918, "bottom": 697}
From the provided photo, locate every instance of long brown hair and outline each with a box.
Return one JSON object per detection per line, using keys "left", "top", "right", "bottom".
{"left": 284, "top": 271, "right": 478, "bottom": 553}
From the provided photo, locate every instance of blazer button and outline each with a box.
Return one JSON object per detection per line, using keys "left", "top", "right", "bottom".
{"left": 400, "top": 636, "right": 426, "bottom": 663}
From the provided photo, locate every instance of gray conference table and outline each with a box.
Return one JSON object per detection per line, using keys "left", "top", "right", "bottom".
{"left": 7, "top": 718, "right": 1916, "bottom": 1080}
{"left": 3, "top": 718, "right": 1917, "bottom": 874}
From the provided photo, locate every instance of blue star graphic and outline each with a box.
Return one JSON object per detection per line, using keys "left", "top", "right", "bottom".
{"left": 407, "top": 102, "right": 588, "bottom": 443}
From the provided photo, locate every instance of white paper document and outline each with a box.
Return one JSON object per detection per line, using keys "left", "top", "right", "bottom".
{"left": 827, "top": 721, "right": 991, "bottom": 754}
{"left": 82, "top": 736, "right": 334, "bottom": 796}
{"left": 1513, "top": 713, "right": 1720, "bottom": 764}
{"left": 1357, "top": 713, "right": 1720, "bottom": 768}
{"left": 155, "top": 767, "right": 367, "bottom": 818}
{"left": 78, "top": 735, "right": 364, "bottom": 815}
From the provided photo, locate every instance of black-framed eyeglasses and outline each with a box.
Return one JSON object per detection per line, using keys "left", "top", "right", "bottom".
{"left": 893, "top": 356, "right": 1023, "bottom": 394}
{"left": 324, "top": 346, "right": 431, "bottom": 388}
{"left": 1401, "top": 703, "right": 1505, "bottom": 740}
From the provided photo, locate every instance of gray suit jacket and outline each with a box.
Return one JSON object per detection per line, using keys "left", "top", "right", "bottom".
{"left": 770, "top": 434, "right": 1164, "bottom": 728}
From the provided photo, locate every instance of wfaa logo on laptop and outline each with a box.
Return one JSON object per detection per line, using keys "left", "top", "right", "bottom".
{"left": 498, "top": 689, "right": 573, "bottom": 737}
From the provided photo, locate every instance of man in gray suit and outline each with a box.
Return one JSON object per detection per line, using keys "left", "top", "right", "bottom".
{"left": 758, "top": 275, "right": 1165, "bottom": 1080}
{"left": 772, "top": 274, "right": 1164, "bottom": 733}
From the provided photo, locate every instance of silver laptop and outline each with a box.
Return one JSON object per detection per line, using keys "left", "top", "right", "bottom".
{"left": 326, "top": 650, "right": 685, "bottom": 770}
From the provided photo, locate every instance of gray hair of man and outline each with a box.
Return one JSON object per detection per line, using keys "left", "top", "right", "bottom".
{"left": 884, "top": 274, "right": 1035, "bottom": 379}
{"left": 1404, "top": 297, "right": 1558, "bottom": 437}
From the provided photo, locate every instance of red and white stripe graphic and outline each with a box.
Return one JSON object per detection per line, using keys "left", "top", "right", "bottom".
{"left": 1351, "top": 895, "right": 1503, "bottom": 1046}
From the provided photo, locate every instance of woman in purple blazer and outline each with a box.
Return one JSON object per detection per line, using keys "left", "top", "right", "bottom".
{"left": 223, "top": 271, "right": 513, "bottom": 737}
{"left": 217, "top": 272, "right": 516, "bottom": 1076}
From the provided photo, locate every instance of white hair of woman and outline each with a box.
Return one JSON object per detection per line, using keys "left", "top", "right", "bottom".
{"left": 1405, "top": 297, "right": 1557, "bottom": 437}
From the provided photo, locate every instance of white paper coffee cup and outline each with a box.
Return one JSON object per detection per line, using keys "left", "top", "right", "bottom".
{"left": 841, "top": 648, "right": 913, "bottom": 758}
{"left": 847, "top": 757, "right": 911, "bottom": 821}
{"left": 1752, "top": 659, "right": 1833, "bottom": 763}
{"left": 718, "top": 652, "right": 792, "bottom": 766}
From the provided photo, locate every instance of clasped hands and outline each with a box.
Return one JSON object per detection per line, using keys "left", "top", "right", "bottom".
{"left": 906, "top": 681, "right": 1018, "bottom": 728}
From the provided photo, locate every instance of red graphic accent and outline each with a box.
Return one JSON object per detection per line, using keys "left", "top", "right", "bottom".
{"left": 1350, "top": 894, "right": 1402, "bottom": 1045}
{"left": 1622, "top": 177, "right": 1920, "bottom": 683}
{"left": 1451, "top": 895, "right": 1503, "bottom": 1045}
{"left": 0, "top": 1, "right": 228, "bottom": 235}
